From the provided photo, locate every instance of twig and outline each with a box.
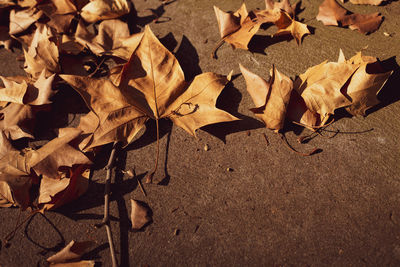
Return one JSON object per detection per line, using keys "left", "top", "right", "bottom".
{"left": 279, "top": 133, "right": 319, "bottom": 156}
{"left": 95, "top": 141, "right": 118, "bottom": 267}
{"left": 3, "top": 210, "right": 39, "bottom": 247}
{"left": 122, "top": 169, "right": 147, "bottom": 196}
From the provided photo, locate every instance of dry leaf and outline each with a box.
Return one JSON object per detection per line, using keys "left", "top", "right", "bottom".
{"left": 80, "top": 0, "right": 130, "bottom": 23}
{"left": 75, "top": 19, "right": 143, "bottom": 60}
{"left": 274, "top": 11, "right": 310, "bottom": 44}
{"left": 47, "top": 240, "right": 94, "bottom": 264}
{"left": 214, "top": 3, "right": 261, "bottom": 50}
{"left": 240, "top": 64, "right": 293, "bottom": 131}
{"left": 24, "top": 23, "right": 60, "bottom": 78}
{"left": 61, "top": 26, "right": 237, "bottom": 150}
{"left": 130, "top": 199, "right": 151, "bottom": 230}
{"left": 348, "top": 0, "right": 386, "bottom": 5}
{"left": 0, "top": 103, "right": 36, "bottom": 140}
{"left": 0, "top": 180, "right": 15, "bottom": 207}
{"left": 50, "top": 261, "right": 95, "bottom": 267}
{"left": 342, "top": 52, "right": 392, "bottom": 115}
{"left": 317, "top": 0, "right": 383, "bottom": 34}
{"left": 294, "top": 59, "right": 356, "bottom": 123}
{"left": 9, "top": 7, "right": 43, "bottom": 35}
{"left": 39, "top": 165, "right": 90, "bottom": 211}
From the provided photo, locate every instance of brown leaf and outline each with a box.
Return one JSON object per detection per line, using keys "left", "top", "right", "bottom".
{"left": 240, "top": 64, "right": 293, "bottom": 131}
{"left": 317, "top": 0, "right": 383, "bottom": 34}
{"left": 50, "top": 261, "right": 95, "bottom": 267}
{"left": 264, "top": 0, "right": 296, "bottom": 17}
{"left": 0, "top": 103, "right": 36, "bottom": 140}
{"left": 349, "top": 0, "right": 386, "bottom": 5}
{"left": 75, "top": 19, "right": 144, "bottom": 60}
{"left": 342, "top": 52, "right": 392, "bottom": 115}
{"left": 80, "top": 0, "right": 130, "bottom": 23}
{"left": 130, "top": 199, "right": 151, "bottom": 230}
{"left": 61, "top": 26, "right": 237, "bottom": 150}
{"left": 38, "top": 0, "right": 77, "bottom": 33}
{"left": 38, "top": 165, "right": 90, "bottom": 211}
{"left": 47, "top": 240, "right": 94, "bottom": 264}
{"left": 0, "top": 180, "right": 15, "bottom": 207}
{"left": 9, "top": 7, "right": 43, "bottom": 35}
{"left": 274, "top": 11, "right": 310, "bottom": 44}
{"left": 294, "top": 59, "right": 356, "bottom": 123}
{"left": 214, "top": 4, "right": 262, "bottom": 50}
{"left": 24, "top": 23, "right": 60, "bottom": 78}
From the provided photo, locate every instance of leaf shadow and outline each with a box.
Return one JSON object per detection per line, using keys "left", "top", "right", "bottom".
{"left": 202, "top": 77, "right": 265, "bottom": 143}
{"left": 367, "top": 56, "right": 400, "bottom": 114}
{"left": 248, "top": 34, "right": 295, "bottom": 55}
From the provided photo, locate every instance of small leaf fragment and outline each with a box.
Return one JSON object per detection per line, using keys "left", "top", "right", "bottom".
{"left": 130, "top": 199, "right": 151, "bottom": 230}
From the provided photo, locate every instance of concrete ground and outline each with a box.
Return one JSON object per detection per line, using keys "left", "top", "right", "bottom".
{"left": 1, "top": 0, "right": 400, "bottom": 266}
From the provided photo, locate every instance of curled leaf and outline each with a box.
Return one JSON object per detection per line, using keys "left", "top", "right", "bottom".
{"left": 47, "top": 240, "right": 94, "bottom": 264}
{"left": 130, "top": 199, "right": 151, "bottom": 230}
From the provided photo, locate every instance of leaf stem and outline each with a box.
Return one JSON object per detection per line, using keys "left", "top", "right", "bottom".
{"left": 211, "top": 39, "right": 225, "bottom": 59}
{"left": 95, "top": 141, "right": 118, "bottom": 267}
{"left": 3, "top": 210, "right": 39, "bottom": 246}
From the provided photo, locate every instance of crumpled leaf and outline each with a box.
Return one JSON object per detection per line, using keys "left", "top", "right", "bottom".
{"left": 130, "top": 199, "right": 151, "bottom": 230}
{"left": 213, "top": 3, "right": 261, "bottom": 50}
{"left": 342, "top": 52, "right": 392, "bottom": 115}
{"left": 47, "top": 240, "right": 94, "bottom": 264}
{"left": 214, "top": 1, "right": 310, "bottom": 53}
{"left": 294, "top": 59, "right": 356, "bottom": 123}
{"left": 341, "top": 0, "right": 386, "bottom": 5}
{"left": 74, "top": 19, "right": 143, "bottom": 60}
{"left": 49, "top": 261, "right": 95, "bottom": 267}
{"left": 9, "top": 7, "right": 43, "bottom": 35}
{"left": 317, "top": 0, "right": 383, "bottom": 34}
{"left": 0, "top": 128, "right": 90, "bottom": 208}
{"left": 240, "top": 64, "right": 293, "bottom": 131}
{"left": 0, "top": 180, "right": 15, "bottom": 207}
{"left": 38, "top": 165, "right": 90, "bottom": 211}
{"left": 0, "top": 103, "right": 36, "bottom": 140}
{"left": 80, "top": 0, "right": 130, "bottom": 23}
{"left": 38, "top": 0, "right": 77, "bottom": 33}
{"left": 274, "top": 11, "right": 310, "bottom": 44}
{"left": 24, "top": 23, "right": 60, "bottom": 78}
{"left": 61, "top": 26, "right": 238, "bottom": 150}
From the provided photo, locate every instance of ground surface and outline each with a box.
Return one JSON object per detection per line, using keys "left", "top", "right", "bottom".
{"left": 1, "top": 0, "right": 400, "bottom": 266}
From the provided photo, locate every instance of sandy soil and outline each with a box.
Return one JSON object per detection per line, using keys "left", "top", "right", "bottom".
{"left": 1, "top": 0, "right": 400, "bottom": 266}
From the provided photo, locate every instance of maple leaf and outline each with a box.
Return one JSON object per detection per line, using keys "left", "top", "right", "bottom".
{"left": 80, "top": 0, "right": 130, "bottom": 23}
{"left": 47, "top": 240, "right": 94, "bottom": 264}
{"left": 213, "top": 1, "right": 310, "bottom": 57}
{"left": 38, "top": 165, "right": 90, "bottom": 211}
{"left": 341, "top": 0, "right": 386, "bottom": 4}
{"left": 0, "top": 180, "right": 15, "bottom": 207}
{"left": 61, "top": 26, "right": 238, "bottom": 151}
{"left": 9, "top": 7, "right": 43, "bottom": 35}
{"left": 130, "top": 199, "right": 151, "bottom": 230}
{"left": 37, "top": 0, "right": 77, "bottom": 33}
{"left": 74, "top": 19, "right": 144, "bottom": 60}
{"left": 0, "top": 70, "right": 56, "bottom": 139}
{"left": 213, "top": 3, "right": 261, "bottom": 50}
{"left": 24, "top": 23, "right": 60, "bottom": 78}
{"left": 0, "top": 128, "right": 91, "bottom": 208}
{"left": 317, "top": 0, "right": 383, "bottom": 34}
{"left": 341, "top": 52, "right": 392, "bottom": 116}
{"left": 274, "top": 11, "right": 310, "bottom": 45}
{"left": 293, "top": 58, "right": 357, "bottom": 123}
{"left": 240, "top": 64, "right": 293, "bottom": 131}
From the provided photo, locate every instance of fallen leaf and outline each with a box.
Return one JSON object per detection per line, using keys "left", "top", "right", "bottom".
{"left": 24, "top": 23, "right": 60, "bottom": 78}
{"left": 39, "top": 165, "right": 90, "bottom": 211}
{"left": 0, "top": 180, "right": 15, "bottom": 207}
{"left": 0, "top": 103, "right": 36, "bottom": 140}
{"left": 80, "top": 0, "right": 130, "bottom": 23}
{"left": 74, "top": 19, "right": 144, "bottom": 60}
{"left": 342, "top": 52, "right": 392, "bottom": 115}
{"left": 61, "top": 26, "right": 237, "bottom": 150}
{"left": 293, "top": 59, "right": 356, "bottom": 123}
{"left": 348, "top": 0, "right": 386, "bottom": 5}
{"left": 50, "top": 261, "right": 95, "bottom": 267}
{"left": 47, "top": 240, "right": 94, "bottom": 264}
{"left": 317, "top": 0, "right": 383, "bottom": 34}
{"left": 130, "top": 199, "right": 151, "bottom": 230}
{"left": 214, "top": 3, "right": 261, "bottom": 50}
{"left": 9, "top": 7, "right": 43, "bottom": 35}
{"left": 240, "top": 64, "right": 293, "bottom": 131}
{"left": 274, "top": 11, "right": 310, "bottom": 44}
